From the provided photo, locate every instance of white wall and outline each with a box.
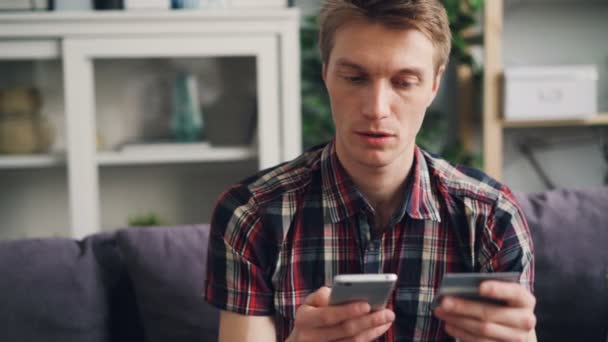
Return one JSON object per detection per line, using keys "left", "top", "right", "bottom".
{"left": 0, "top": 168, "right": 70, "bottom": 239}
{"left": 502, "top": 1, "right": 608, "bottom": 192}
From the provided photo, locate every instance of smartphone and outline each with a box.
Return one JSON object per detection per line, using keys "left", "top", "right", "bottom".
{"left": 329, "top": 273, "right": 398, "bottom": 311}
{"left": 432, "top": 272, "right": 520, "bottom": 308}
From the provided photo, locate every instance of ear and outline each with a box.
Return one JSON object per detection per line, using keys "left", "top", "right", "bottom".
{"left": 322, "top": 63, "right": 328, "bottom": 82}
{"left": 427, "top": 65, "right": 446, "bottom": 106}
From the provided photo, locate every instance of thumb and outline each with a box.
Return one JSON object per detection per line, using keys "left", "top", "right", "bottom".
{"left": 305, "top": 286, "right": 332, "bottom": 307}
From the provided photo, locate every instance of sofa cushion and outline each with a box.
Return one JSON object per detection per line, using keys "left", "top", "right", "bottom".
{"left": 0, "top": 234, "right": 114, "bottom": 342}
{"left": 516, "top": 187, "right": 608, "bottom": 342}
{"left": 116, "top": 225, "right": 219, "bottom": 342}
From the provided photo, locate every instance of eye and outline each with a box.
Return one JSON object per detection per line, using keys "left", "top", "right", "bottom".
{"left": 343, "top": 75, "right": 367, "bottom": 84}
{"left": 394, "top": 79, "right": 417, "bottom": 89}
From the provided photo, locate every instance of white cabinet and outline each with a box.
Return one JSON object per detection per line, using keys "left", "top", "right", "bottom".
{"left": 0, "top": 9, "right": 301, "bottom": 239}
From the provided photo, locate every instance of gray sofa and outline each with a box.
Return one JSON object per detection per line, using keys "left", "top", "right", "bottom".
{"left": 515, "top": 187, "right": 608, "bottom": 342}
{"left": 0, "top": 187, "right": 606, "bottom": 342}
{"left": 0, "top": 225, "right": 219, "bottom": 342}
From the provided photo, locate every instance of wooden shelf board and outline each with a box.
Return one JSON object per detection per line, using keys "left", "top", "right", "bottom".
{"left": 501, "top": 114, "right": 608, "bottom": 128}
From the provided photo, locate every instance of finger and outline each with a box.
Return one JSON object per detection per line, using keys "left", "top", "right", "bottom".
{"left": 436, "top": 296, "right": 536, "bottom": 331}
{"left": 479, "top": 281, "right": 536, "bottom": 309}
{"left": 437, "top": 313, "right": 530, "bottom": 341}
{"left": 323, "top": 309, "right": 395, "bottom": 340}
{"left": 444, "top": 323, "right": 497, "bottom": 342}
{"left": 437, "top": 296, "right": 499, "bottom": 321}
{"left": 305, "top": 286, "right": 332, "bottom": 307}
{"left": 434, "top": 299, "right": 536, "bottom": 331}
{"left": 335, "top": 322, "right": 393, "bottom": 342}
{"left": 297, "top": 301, "right": 371, "bottom": 328}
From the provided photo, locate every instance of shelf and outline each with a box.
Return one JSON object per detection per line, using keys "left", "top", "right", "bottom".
{"left": 0, "top": 9, "right": 294, "bottom": 21}
{"left": 97, "top": 145, "right": 257, "bottom": 166}
{"left": 0, "top": 154, "right": 64, "bottom": 169}
{"left": 0, "top": 40, "right": 60, "bottom": 60}
{"left": 0, "top": 9, "right": 299, "bottom": 39}
{"left": 501, "top": 114, "right": 608, "bottom": 128}
{"left": 0, "top": 8, "right": 299, "bottom": 239}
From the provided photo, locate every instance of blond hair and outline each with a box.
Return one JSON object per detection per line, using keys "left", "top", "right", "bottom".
{"left": 318, "top": 0, "right": 452, "bottom": 73}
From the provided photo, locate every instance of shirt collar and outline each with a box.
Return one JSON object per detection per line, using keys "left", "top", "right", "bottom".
{"left": 321, "top": 141, "right": 373, "bottom": 223}
{"left": 321, "top": 141, "right": 442, "bottom": 224}
{"left": 406, "top": 147, "right": 442, "bottom": 222}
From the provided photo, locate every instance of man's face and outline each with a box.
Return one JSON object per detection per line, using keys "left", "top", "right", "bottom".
{"left": 323, "top": 20, "right": 443, "bottom": 170}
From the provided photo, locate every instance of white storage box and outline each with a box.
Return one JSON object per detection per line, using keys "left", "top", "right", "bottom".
{"left": 227, "top": 0, "right": 286, "bottom": 8}
{"left": 504, "top": 65, "right": 598, "bottom": 121}
{"left": 124, "top": 0, "right": 171, "bottom": 10}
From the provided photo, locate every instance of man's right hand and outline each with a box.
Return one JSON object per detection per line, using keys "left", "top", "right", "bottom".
{"left": 286, "top": 286, "right": 395, "bottom": 342}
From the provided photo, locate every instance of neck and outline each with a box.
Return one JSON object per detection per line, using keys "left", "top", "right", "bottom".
{"left": 336, "top": 143, "right": 416, "bottom": 225}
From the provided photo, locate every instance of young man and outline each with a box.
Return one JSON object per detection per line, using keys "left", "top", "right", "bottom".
{"left": 205, "top": 1, "right": 536, "bottom": 341}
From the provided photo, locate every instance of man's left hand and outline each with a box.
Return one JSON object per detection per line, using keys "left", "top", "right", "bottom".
{"left": 433, "top": 280, "right": 536, "bottom": 342}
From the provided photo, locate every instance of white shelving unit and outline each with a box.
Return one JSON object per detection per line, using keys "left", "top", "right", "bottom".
{"left": 0, "top": 154, "right": 65, "bottom": 169}
{"left": 0, "top": 9, "right": 301, "bottom": 239}
{"left": 97, "top": 146, "right": 256, "bottom": 166}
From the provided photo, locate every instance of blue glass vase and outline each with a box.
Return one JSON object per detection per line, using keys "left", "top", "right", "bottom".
{"left": 170, "top": 72, "right": 203, "bottom": 142}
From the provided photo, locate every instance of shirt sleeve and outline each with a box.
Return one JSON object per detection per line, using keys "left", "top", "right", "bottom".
{"left": 204, "top": 184, "right": 275, "bottom": 316}
{"left": 479, "top": 186, "right": 535, "bottom": 293}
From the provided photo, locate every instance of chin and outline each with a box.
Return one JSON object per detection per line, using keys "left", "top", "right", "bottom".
{"left": 353, "top": 150, "right": 397, "bottom": 168}
{"left": 337, "top": 137, "right": 406, "bottom": 169}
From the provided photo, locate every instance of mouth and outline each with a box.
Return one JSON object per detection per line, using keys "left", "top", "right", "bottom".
{"left": 354, "top": 131, "right": 396, "bottom": 147}
{"left": 356, "top": 131, "right": 395, "bottom": 138}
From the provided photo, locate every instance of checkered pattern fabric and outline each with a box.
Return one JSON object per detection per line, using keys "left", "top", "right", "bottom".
{"left": 205, "top": 141, "right": 534, "bottom": 341}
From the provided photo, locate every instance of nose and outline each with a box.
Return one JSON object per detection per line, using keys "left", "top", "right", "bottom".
{"left": 361, "top": 81, "right": 391, "bottom": 120}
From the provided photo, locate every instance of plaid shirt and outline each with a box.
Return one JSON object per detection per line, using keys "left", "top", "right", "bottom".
{"left": 205, "top": 141, "right": 534, "bottom": 341}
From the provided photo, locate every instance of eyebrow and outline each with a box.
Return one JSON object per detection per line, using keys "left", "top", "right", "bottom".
{"left": 334, "top": 58, "right": 424, "bottom": 79}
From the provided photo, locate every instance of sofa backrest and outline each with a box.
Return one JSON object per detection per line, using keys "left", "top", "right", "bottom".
{"left": 116, "top": 224, "right": 219, "bottom": 342}
{"left": 4, "top": 187, "right": 605, "bottom": 342}
{"left": 516, "top": 186, "right": 608, "bottom": 342}
{"left": 0, "top": 224, "right": 218, "bottom": 342}
{"left": 0, "top": 232, "right": 144, "bottom": 342}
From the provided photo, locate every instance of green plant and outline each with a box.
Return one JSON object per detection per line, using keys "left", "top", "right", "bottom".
{"left": 128, "top": 212, "right": 164, "bottom": 227}
{"left": 415, "top": 108, "right": 482, "bottom": 169}
{"left": 301, "top": 15, "right": 334, "bottom": 150}
{"left": 300, "top": 1, "right": 485, "bottom": 168}
{"left": 441, "top": 0, "right": 484, "bottom": 66}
